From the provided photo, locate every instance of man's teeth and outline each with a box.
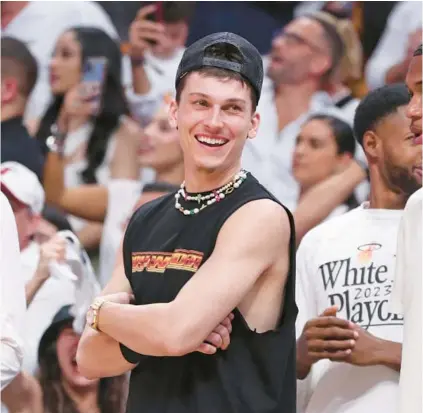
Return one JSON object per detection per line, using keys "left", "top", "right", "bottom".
{"left": 196, "top": 136, "right": 226, "bottom": 146}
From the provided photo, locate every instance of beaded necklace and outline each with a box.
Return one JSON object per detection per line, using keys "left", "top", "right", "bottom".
{"left": 175, "top": 170, "right": 248, "bottom": 215}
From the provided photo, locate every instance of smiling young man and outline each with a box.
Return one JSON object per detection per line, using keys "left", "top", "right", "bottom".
{"left": 77, "top": 32, "right": 297, "bottom": 413}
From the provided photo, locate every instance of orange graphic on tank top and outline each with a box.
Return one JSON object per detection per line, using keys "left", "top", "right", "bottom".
{"left": 132, "top": 249, "right": 204, "bottom": 273}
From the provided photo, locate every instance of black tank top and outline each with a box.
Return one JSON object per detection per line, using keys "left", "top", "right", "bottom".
{"left": 121, "top": 173, "right": 297, "bottom": 413}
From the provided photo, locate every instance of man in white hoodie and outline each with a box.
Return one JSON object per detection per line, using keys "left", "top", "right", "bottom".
{"left": 390, "top": 43, "right": 423, "bottom": 413}
{"left": 0, "top": 192, "right": 26, "bottom": 391}
{"left": 0, "top": 162, "right": 95, "bottom": 376}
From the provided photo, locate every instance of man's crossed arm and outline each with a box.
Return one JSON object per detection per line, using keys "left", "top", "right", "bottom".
{"left": 77, "top": 200, "right": 290, "bottom": 378}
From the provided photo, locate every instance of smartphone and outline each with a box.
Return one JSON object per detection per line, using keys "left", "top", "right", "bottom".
{"left": 145, "top": 1, "right": 164, "bottom": 45}
{"left": 81, "top": 57, "right": 107, "bottom": 116}
{"left": 146, "top": 1, "right": 164, "bottom": 23}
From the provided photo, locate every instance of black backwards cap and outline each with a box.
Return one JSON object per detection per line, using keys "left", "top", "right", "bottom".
{"left": 175, "top": 32, "right": 264, "bottom": 103}
{"left": 38, "top": 305, "right": 74, "bottom": 362}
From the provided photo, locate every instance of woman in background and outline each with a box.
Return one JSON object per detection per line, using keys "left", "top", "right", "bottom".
{"left": 293, "top": 114, "right": 358, "bottom": 220}
{"left": 43, "top": 96, "right": 184, "bottom": 285}
{"left": 35, "top": 27, "right": 139, "bottom": 250}
{"left": 1, "top": 305, "right": 126, "bottom": 413}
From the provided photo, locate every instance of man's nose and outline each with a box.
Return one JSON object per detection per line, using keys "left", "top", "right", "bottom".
{"left": 204, "top": 105, "right": 224, "bottom": 130}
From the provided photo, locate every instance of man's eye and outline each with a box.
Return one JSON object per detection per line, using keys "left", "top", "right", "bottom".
{"left": 194, "top": 100, "right": 208, "bottom": 107}
{"left": 227, "top": 105, "right": 242, "bottom": 112}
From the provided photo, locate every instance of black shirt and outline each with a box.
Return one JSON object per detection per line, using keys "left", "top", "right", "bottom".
{"left": 121, "top": 173, "right": 297, "bottom": 413}
{"left": 1, "top": 116, "right": 45, "bottom": 181}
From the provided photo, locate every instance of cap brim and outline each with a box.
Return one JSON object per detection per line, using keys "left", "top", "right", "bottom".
{"left": 38, "top": 314, "right": 74, "bottom": 363}
{"left": 1, "top": 183, "right": 30, "bottom": 211}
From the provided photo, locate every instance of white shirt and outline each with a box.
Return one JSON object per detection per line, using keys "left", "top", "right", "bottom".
{"left": 1, "top": 1, "right": 119, "bottom": 121}
{"left": 365, "top": 1, "right": 422, "bottom": 90}
{"left": 64, "top": 123, "right": 116, "bottom": 187}
{"left": 19, "top": 241, "right": 76, "bottom": 376}
{"left": 390, "top": 188, "right": 422, "bottom": 413}
{"left": 63, "top": 122, "right": 117, "bottom": 232}
{"left": 296, "top": 203, "right": 403, "bottom": 413}
{"left": 332, "top": 91, "right": 360, "bottom": 125}
{"left": 125, "top": 48, "right": 185, "bottom": 126}
{"left": 0, "top": 193, "right": 26, "bottom": 390}
{"left": 99, "top": 179, "right": 142, "bottom": 287}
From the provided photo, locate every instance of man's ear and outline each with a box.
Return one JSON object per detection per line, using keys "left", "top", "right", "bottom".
{"left": 362, "top": 130, "right": 380, "bottom": 160}
{"left": 1, "top": 77, "right": 18, "bottom": 105}
{"left": 247, "top": 112, "right": 260, "bottom": 140}
{"left": 309, "top": 54, "right": 331, "bottom": 78}
{"left": 168, "top": 99, "right": 178, "bottom": 129}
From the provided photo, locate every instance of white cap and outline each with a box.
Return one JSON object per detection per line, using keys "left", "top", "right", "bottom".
{"left": 0, "top": 162, "right": 45, "bottom": 215}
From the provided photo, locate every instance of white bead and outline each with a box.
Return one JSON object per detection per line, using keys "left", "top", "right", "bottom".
{"left": 220, "top": 193, "right": 225, "bottom": 199}
{"left": 184, "top": 210, "right": 190, "bottom": 215}
{"left": 175, "top": 203, "right": 181, "bottom": 209}
{"left": 194, "top": 208, "right": 199, "bottom": 214}
{"left": 234, "top": 183, "right": 239, "bottom": 188}
{"left": 207, "top": 200, "right": 213, "bottom": 205}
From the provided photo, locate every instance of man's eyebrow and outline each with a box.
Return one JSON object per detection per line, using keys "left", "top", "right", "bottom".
{"left": 188, "top": 93, "right": 209, "bottom": 97}
{"left": 188, "top": 93, "right": 246, "bottom": 104}
{"left": 224, "top": 98, "right": 246, "bottom": 105}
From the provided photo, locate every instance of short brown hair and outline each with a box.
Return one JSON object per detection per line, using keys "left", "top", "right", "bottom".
{"left": 1, "top": 37, "right": 38, "bottom": 97}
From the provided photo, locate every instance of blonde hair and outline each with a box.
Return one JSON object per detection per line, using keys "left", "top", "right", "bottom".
{"left": 313, "top": 11, "right": 363, "bottom": 82}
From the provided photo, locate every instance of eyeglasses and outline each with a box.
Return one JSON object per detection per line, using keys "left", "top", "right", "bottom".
{"left": 273, "top": 30, "right": 323, "bottom": 53}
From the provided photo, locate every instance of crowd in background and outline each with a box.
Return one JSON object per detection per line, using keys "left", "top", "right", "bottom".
{"left": 0, "top": 1, "right": 422, "bottom": 413}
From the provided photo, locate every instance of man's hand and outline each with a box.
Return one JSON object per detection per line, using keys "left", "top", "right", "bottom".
{"left": 344, "top": 324, "right": 384, "bottom": 367}
{"left": 196, "top": 313, "right": 235, "bottom": 355}
{"left": 297, "top": 306, "right": 358, "bottom": 379}
{"left": 101, "top": 292, "right": 135, "bottom": 305}
{"left": 129, "top": 4, "right": 166, "bottom": 60}
{"left": 36, "top": 235, "right": 67, "bottom": 280}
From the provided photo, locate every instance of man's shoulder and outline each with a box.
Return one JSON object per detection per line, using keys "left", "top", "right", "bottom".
{"left": 1, "top": 135, "right": 44, "bottom": 180}
{"left": 221, "top": 198, "right": 292, "bottom": 251}
{"left": 405, "top": 188, "right": 423, "bottom": 212}
{"left": 402, "top": 189, "right": 423, "bottom": 229}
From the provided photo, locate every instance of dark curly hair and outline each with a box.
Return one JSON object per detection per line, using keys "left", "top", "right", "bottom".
{"left": 35, "top": 27, "right": 130, "bottom": 184}
{"left": 353, "top": 83, "right": 410, "bottom": 147}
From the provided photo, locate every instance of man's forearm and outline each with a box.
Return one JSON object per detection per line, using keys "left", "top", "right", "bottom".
{"left": 296, "top": 336, "right": 313, "bottom": 380}
{"left": 76, "top": 325, "right": 137, "bottom": 379}
{"left": 373, "top": 339, "right": 402, "bottom": 372}
{"left": 295, "top": 162, "right": 366, "bottom": 243}
{"left": 25, "top": 271, "right": 48, "bottom": 306}
{"left": 98, "top": 301, "right": 184, "bottom": 357}
{"left": 132, "top": 62, "right": 151, "bottom": 95}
